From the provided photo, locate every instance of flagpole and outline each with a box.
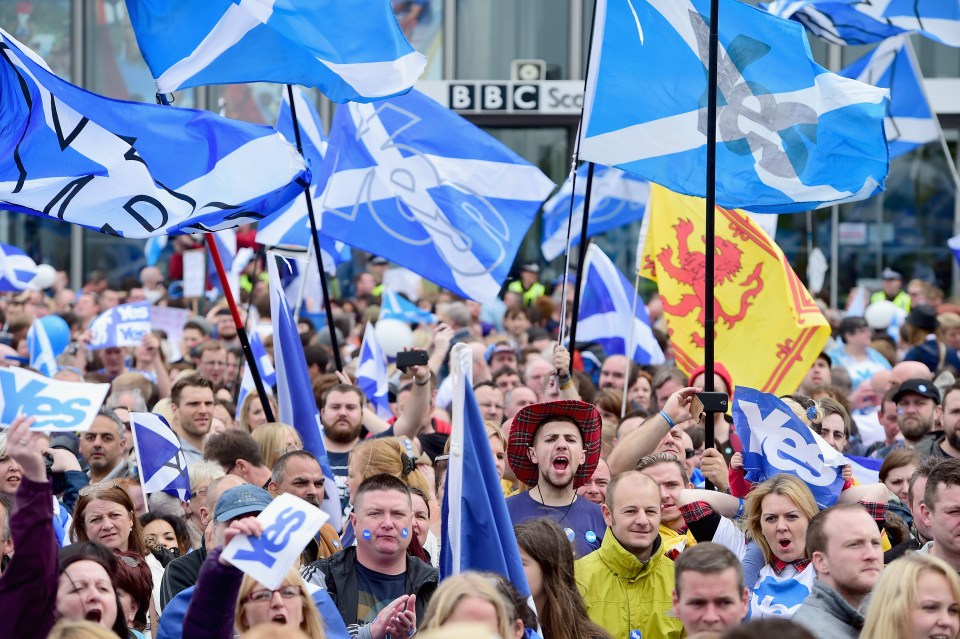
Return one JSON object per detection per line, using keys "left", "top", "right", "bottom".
{"left": 621, "top": 268, "right": 642, "bottom": 419}
{"left": 703, "top": 0, "right": 720, "bottom": 471}
{"left": 567, "top": 162, "right": 596, "bottom": 352}
{"left": 207, "top": 234, "right": 276, "bottom": 423}
{"left": 284, "top": 84, "right": 343, "bottom": 372}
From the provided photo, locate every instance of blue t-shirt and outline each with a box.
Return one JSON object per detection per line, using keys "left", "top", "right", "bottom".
{"left": 506, "top": 490, "right": 605, "bottom": 558}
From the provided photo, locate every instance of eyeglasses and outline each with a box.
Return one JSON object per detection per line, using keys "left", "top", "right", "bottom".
{"left": 79, "top": 479, "right": 124, "bottom": 497}
{"left": 245, "top": 585, "right": 302, "bottom": 604}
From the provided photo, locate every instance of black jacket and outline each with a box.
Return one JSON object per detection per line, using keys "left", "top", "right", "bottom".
{"left": 159, "top": 542, "right": 207, "bottom": 610}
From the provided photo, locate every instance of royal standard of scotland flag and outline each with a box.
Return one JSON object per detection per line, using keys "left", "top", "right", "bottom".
{"left": 268, "top": 250, "right": 342, "bottom": 531}
{"left": 0, "top": 243, "right": 37, "bottom": 291}
{"left": 840, "top": 36, "right": 939, "bottom": 159}
{"left": 578, "top": 244, "right": 665, "bottom": 365}
{"left": 356, "top": 322, "right": 392, "bottom": 419}
{"left": 125, "top": 0, "right": 426, "bottom": 102}
{"left": 766, "top": 0, "right": 960, "bottom": 47}
{"left": 130, "top": 412, "right": 191, "bottom": 501}
{"left": 579, "top": 0, "right": 889, "bottom": 214}
{"left": 0, "top": 28, "right": 307, "bottom": 239}
{"left": 440, "top": 343, "right": 531, "bottom": 596}
{"left": 379, "top": 288, "right": 436, "bottom": 325}
{"left": 733, "top": 386, "right": 846, "bottom": 508}
{"left": 541, "top": 164, "right": 650, "bottom": 261}
{"left": 318, "top": 90, "right": 556, "bottom": 304}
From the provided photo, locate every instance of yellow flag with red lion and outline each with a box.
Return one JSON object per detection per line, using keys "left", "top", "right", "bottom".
{"left": 640, "top": 185, "right": 829, "bottom": 395}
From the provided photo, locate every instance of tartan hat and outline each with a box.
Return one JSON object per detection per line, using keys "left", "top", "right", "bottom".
{"left": 507, "top": 400, "right": 602, "bottom": 489}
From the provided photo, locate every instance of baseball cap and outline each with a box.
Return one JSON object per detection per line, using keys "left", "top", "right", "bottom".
{"left": 369, "top": 256, "right": 389, "bottom": 266}
{"left": 881, "top": 267, "right": 903, "bottom": 280}
{"left": 893, "top": 379, "right": 941, "bottom": 405}
{"left": 520, "top": 263, "right": 541, "bottom": 274}
{"left": 214, "top": 484, "right": 273, "bottom": 522}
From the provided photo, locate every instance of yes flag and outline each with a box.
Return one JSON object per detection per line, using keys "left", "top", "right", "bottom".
{"left": 441, "top": 343, "right": 531, "bottom": 596}
{"left": 87, "top": 302, "right": 152, "bottom": 350}
{"left": 540, "top": 164, "right": 650, "bottom": 261}
{"left": 766, "top": 0, "right": 960, "bottom": 47}
{"left": 125, "top": 0, "right": 426, "bottom": 102}
{"left": 578, "top": 244, "right": 665, "bottom": 365}
{"left": 268, "top": 250, "right": 342, "bottom": 531}
{"left": 579, "top": 0, "right": 889, "bottom": 213}
{"left": 129, "top": 412, "right": 191, "bottom": 501}
{"left": 841, "top": 36, "right": 939, "bottom": 160}
{"left": 733, "top": 386, "right": 845, "bottom": 508}
{"left": 0, "top": 243, "right": 37, "bottom": 291}
{"left": 641, "top": 186, "right": 830, "bottom": 395}
{"left": 357, "top": 322, "right": 391, "bottom": 419}
{"left": 318, "top": 90, "right": 556, "bottom": 304}
{"left": 379, "top": 288, "right": 436, "bottom": 326}
{"left": 0, "top": 28, "right": 307, "bottom": 239}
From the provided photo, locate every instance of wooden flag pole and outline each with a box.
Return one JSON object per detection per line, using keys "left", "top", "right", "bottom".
{"left": 284, "top": 84, "right": 343, "bottom": 372}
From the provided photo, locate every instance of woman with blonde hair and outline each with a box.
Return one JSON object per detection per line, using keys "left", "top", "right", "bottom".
{"left": 238, "top": 392, "right": 279, "bottom": 433}
{"left": 861, "top": 553, "right": 960, "bottom": 639}
{"left": 251, "top": 422, "right": 303, "bottom": 470}
{"left": 347, "top": 437, "right": 432, "bottom": 501}
{"left": 420, "top": 571, "right": 518, "bottom": 639}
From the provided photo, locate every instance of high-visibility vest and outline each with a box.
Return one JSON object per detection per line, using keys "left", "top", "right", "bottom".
{"left": 507, "top": 280, "right": 545, "bottom": 306}
{"left": 871, "top": 289, "right": 910, "bottom": 313}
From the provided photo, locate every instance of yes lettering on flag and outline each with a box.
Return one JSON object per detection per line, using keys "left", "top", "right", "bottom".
{"left": 0, "top": 28, "right": 307, "bottom": 239}
{"left": 641, "top": 186, "right": 830, "bottom": 395}
{"left": 125, "top": 0, "right": 426, "bottom": 102}
{"left": 318, "top": 90, "right": 556, "bottom": 304}
{"left": 579, "top": 0, "right": 889, "bottom": 213}
{"left": 87, "top": 302, "right": 152, "bottom": 350}
{"left": 578, "top": 244, "right": 664, "bottom": 365}
{"left": 357, "top": 322, "right": 392, "bottom": 419}
{"left": 268, "top": 250, "right": 342, "bottom": 531}
{"left": 130, "top": 412, "right": 191, "bottom": 501}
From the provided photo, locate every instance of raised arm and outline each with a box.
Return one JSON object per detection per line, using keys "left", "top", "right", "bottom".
{"left": 608, "top": 386, "right": 701, "bottom": 474}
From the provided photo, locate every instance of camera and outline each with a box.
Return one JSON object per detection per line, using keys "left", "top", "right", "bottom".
{"left": 44, "top": 434, "right": 79, "bottom": 495}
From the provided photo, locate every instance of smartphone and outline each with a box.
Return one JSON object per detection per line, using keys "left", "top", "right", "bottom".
{"left": 396, "top": 349, "right": 428, "bottom": 370}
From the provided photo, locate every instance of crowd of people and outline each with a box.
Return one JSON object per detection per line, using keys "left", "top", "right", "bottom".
{"left": 1, "top": 253, "right": 960, "bottom": 639}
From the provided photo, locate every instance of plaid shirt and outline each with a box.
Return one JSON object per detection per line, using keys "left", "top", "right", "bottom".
{"left": 772, "top": 557, "right": 811, "bottom": 575}
{"left": 680, "top": 500, "right": 714, "bottom": 524}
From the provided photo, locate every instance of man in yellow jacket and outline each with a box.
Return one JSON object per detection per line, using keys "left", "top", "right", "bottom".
{"left": 575, "top": 471, "right": 685, "bottom": 639}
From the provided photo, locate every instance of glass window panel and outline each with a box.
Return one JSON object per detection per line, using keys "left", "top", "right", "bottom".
{"left": 395, "top": 0, "right": 444, "bottom": 80}
{"left": 3, "top": 1, "right": 72, "bottom": 79}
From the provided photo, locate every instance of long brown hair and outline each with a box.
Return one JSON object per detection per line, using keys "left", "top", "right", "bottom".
{"left": 70, "top": 484, "right": 147, "bottom": 556}
{"left": 514, "top": 518, "right": 611, "bottom": 639}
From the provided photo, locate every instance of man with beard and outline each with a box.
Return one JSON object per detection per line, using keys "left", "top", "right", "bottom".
{"left": 170, "top": 374, "right": 216, "bottom": 466}
{"left": 268, "top": 450, "right": 342, "bottom": 561}
{"left": 892, "top": 379, "right": 942, "bottom": 451}
{"left": 79, "top": 410, "right": 130, "bottom": 484}
{"left": 505, "top": 400, "right": 607, "bottom": 557}
{"left": 916, "top": 381, "right": 960, "bottom": 460}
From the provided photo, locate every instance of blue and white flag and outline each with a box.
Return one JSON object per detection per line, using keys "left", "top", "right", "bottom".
{"left": 847, "top": 455, "right": 882, "bottom": 485}
{"left": 356, "top": 322, "right": 391, "bottom": 419}
{"left": 950, "top": 236, "right": 960, "bottom": 269}
{"left": 766, "top": 0, "right": 960, "bottom": 47}
{"left": 27, "top": 318, "right": 59, "bottom": 377}
{"left": 733, "top": 386, "right": 847, "bottom": 508}
{"left": 268, "top": 250, "right": 342, "bottom": 531}
{"left": 379, "top": 288, "right": 436, "bottom": 325}
{"left": 129, "top": 412, "right": 191, "bottom": 501}
{"left": 87, "top": 302, "right": 152, "bottom": 350}
{"left": 841, "top": 36, "right": 939, "bottom": 159}
{"left": 579, "top": 0, "right": 889, "bottom": 214}
{"left": 125, "top": 0, "right": 426, "bottom": 102}
{"left": 257, "top": 87, "right": 346, "bottom": 276}
{"left": 0, "top": 243, "right": 37, "bottom": 291}
{"left": 541, "top": 164, "right": 650, "bottom": 261}
{"left": 235, "top": 330, "right": 276, "bottom": 422}
{"left": 577, "top": 244, "right": 665, "bottom": 365}
{"left": 318, "top": 90, "right": 556, "bottom": 304}
{"left": 440, "top": 343, "right": 531, "bottom": 596}
{"left": 206, "top": 229, "right": 255, "bottom": 298}
{"left": 144, "top": 236, "right": 168, "bottom": 267}
{"left": 0, "top": 28, "right": 307, "bottom": 238}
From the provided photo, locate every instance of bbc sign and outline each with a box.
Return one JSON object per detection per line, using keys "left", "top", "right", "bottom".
{"left": 417, "top": 81, "right": 584, "bottom": 114}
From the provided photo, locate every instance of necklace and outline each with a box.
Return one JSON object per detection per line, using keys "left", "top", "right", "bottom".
{"left": 536, "top": 484, "right": 578, "bottom": 522}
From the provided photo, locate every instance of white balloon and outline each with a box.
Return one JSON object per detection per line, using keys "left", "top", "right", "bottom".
{"left": 374, "top": 318, "right": 413, "bottom": 358}
{"left": 30, "top": 263, "right": 57, "bottom": 290}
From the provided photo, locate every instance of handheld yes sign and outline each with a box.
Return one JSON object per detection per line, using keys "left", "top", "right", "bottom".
{"left": 88, "top": 302, "right": 152, "bottom": 350}
{"left": 0, "top": 366, "right": 109, "bottom": 431}
{"left": 222, "top": 493, "right": 328, "bottom": 590}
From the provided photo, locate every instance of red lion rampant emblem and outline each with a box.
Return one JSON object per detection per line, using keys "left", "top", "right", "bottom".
{"left": 655, "top": 218, "right": 764, "bottom": 348}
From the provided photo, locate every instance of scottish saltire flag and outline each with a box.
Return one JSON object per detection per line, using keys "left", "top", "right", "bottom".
{"left": 268, "top": 250, "right": 342, "bottom": 531}
{"left": 441, "top": 343, "right": 531, "bottom": 597}
{"left": 129, "top": 412, "right": 191, "bottom": 501}
{"left": 541, "top": 164, "right": 650, "bottom": 260}
{"left": 734, "top": 386, "right": 846, "bottom": 508}
{"left": 766, "top": 0, "right": 960, "bottom": 47}
{"left": 144, "top": 236, "right": 167, "bottom": 267}
{"left": 841, "top": 36, "right": 939, "bottom": 159}
{"left": 379, "top": 288, "right": 436, "bottom": 325}
{"left": 0, "top": 243, "right": 38, "bottom": 291}
{"left": 578, "top": 244, "right": 665, "bottom": 365}
{"left": 0, "top": 28, "right": 307, "bottom": 238}
{"left": 235, "top": 330, "right": 276, "bottom": 421}
{"left": 848, "top": 455, "right": 882, "bottom": 485}
{"left": 356, "top": 323, "right": 391, "bottom": 419}
{"left": 318, "top": 90, "right": 556, "bottom": 304}
{"left": 125, "top": 0, "right": 426, "bottom": 102}
{"left": 27, "top": 319, "right": 59, "bottom": 377}
{"left": 950, "top": 236, "right": 960, "bottom": 268}
{"left": 579, "top": 0, "right": 889, "bottom": 214}
{"left": 88, "top": 302, "right": 152, "bottom": 350}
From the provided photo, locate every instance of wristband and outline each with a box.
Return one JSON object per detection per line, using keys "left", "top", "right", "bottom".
{"left": 415, "top": 376, "right": 430, "bottom": 386}
{"left": 659, "top": 410, "right": 676, "bottom": 429}
{"left": 735, "top": 498, "right": 745, "bottom": 520}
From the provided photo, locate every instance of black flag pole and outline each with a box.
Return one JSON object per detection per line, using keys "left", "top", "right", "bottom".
{"left": 566, "top": 162, "right": 596, "bottom": 352}
{"left": 284, "top": 84, "right": 343, "bottom": 372}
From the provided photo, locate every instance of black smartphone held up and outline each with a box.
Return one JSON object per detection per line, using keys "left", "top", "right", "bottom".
{"left": 396, "top": 349, "right": 428, "bottom": 371}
